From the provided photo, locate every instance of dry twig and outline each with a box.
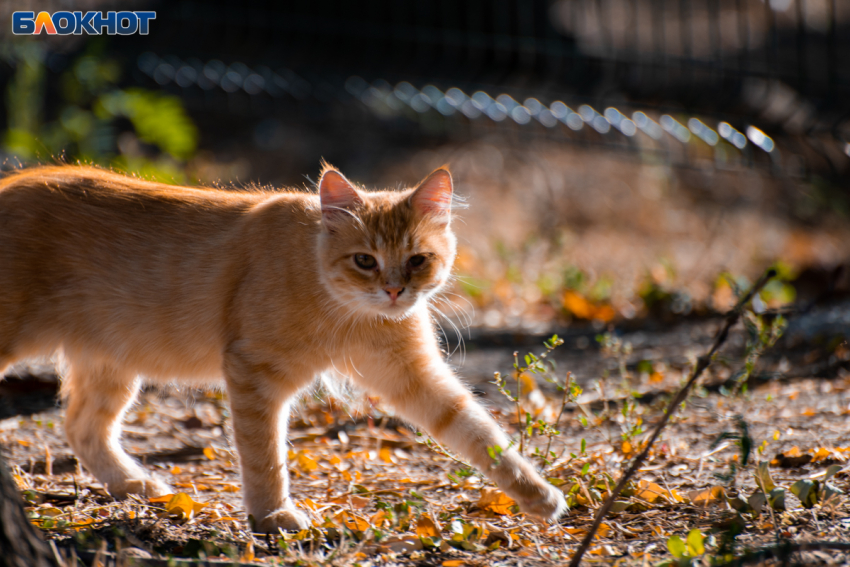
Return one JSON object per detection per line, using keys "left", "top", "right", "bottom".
{"left": 568, "top": 268, "right": 777, "bottom": 567}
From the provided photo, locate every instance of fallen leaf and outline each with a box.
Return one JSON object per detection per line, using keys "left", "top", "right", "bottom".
{"left": 636, "top": 480, "right": 666, "bottom": 503}
{"left": 379, "top": 447, "right": 394, "bottom": 464}
{"left": 688, "top": 486, "right": 725, "bottom": 506}
{"left": 477, "top": 488, "right": 515, "bottom": 515}
{"left": 203, "top": 447, "right": 216, "bottom": 460}
{"left": 416, "top": 514, "right": 441, "bottom": 538}
{"left": 240, "top": 540, "right": 254, "bottom": 562}
{"left": 336, "top": 510, "right": 369, "bottom": 531}
{"left": 158, "top": 493, "right": 206, "bottom": 521}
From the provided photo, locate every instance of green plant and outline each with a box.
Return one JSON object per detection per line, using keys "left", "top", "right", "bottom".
{"left": 492, "top": 334, "right": 582, "bottom": 468}
{"left": 2, "top": 40, "right": 197, "bottom": 182}
{"left": 658, "top": 529, "right": 705, "bottom": 567}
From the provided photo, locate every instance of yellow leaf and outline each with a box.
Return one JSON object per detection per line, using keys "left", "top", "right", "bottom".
{"left": 302, "top": 498, "right": 318, "bottom": 511}
{"left": 812, "top": 447, "right": 831, "bottom": 462}
{"left": 688, "top": 486, "right": 725, "bottom": 506}
{"left": 162, "top": 493, "right": 206, "bottom": 521}
{"left": 371, "top": 509, "right": 388, "bottom": 528}
{"left": 149, "top": 494, "right": 175, "bottom": 504}
{"left": 636, "top": 480, "right": 667, "bottom": 503}
{"left": 349, "top": 495, "right": 370, "bottom": 509}
{"left": 203, "top": 447, "right": 216, "bottom": 460}
{"left": 379, "top": 447, "right": 394, "bottom": 464}
{"left": 517, "top": 372, "right": 537, "bottom": 393}
{"left": 240, "top": 540, "right": 254, "bottom": 562}
{"left": 563, "top": 290, "right": 594, "bottom": 320}
{"left": 478, "top": 488, "right": 516, "bottom": 515}
{"left": 415, "top": 515, "right": 441, "bottom": 538}
{"left": 593, "top": 305, "right": 616, "bottom": 323}
{"left": 71, "top": 518, "right": 94, "bottom": 530}
{"left": 336, "top": 510, "right": 369, "bottom": 531}
{"left": 296, "top": 451, "right": 319, "bottom": 472}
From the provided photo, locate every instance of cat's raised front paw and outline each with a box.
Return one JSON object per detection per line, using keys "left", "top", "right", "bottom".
{"left": 252, "top": 505, "right": 311, "bottom": 533}
{"left": 517, "top": 484, "right": 567, "bottom": 522}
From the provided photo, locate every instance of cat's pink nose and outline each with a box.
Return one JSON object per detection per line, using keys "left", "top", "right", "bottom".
{"left": 383, "top": 286, "right": 405, "bottom": 302}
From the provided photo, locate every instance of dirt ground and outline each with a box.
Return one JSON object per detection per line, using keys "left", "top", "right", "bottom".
{"left": 2, "top": 299, "right": 848, "bottom": 566}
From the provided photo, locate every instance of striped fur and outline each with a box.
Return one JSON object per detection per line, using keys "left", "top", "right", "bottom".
{"left": 0, "top": 165, "right": 565, "bottom": 531}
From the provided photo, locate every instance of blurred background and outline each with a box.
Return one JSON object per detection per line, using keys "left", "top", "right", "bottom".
{"left": 1, "top": 0, "right": 849, "bottom": 334}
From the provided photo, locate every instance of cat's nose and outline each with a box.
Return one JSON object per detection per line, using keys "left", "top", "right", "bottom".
{"left": 383, "top": 286, "right": 405, "bottom": 302}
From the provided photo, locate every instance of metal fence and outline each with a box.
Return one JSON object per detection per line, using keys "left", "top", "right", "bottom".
{"left": 3, "top": 0, "right": 849, "bottom": 183}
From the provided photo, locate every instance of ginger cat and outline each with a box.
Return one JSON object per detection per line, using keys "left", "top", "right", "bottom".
{"left": 0, "top": 164, "right": 566, "bottom": 531}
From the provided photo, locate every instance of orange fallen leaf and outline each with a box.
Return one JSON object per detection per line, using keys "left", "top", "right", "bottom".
{"left": 240, "top": 540, "right": 254, "bottom": 562}
{"left": 336, "top": 510, "right": 369, "bottom": 531}
{"left": 153, "top": 493, "right": 207, "bottom": 521}
{"left": 379, "top": 447, "right": 394, "bottom": 464}
{"left": 293, "top": 451, "right": 319, "bottom": 472}
{"left": 636, "top": 480, "right": 666, "bottom": 503}
{"left": 478, "top": 488, "right": 516, "bottom": 515}
{"left": 688, "top": 486, "right": 725, "bottom": 506}
{"left": 330, "top": 495, "right": 370, "bottom": 509}
{"left": 812, "top": 447, "right": 831, "bottom": 462}
{"left": 203, "top": 447, "right": 216, "bottom": 460}
{"left": 415, "top": 514, "right": 441, "bottom": 538}
{"left": 370, "top": 509, "right": 388, "bottom": 528}
{"left": 563, "top": 290, "right": 594, "bottom": 320}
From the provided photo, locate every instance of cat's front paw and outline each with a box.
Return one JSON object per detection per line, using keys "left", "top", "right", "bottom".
{"left": 517, "top": 483, "right": 567, "bottom": 522}
{"left": 251, "top": 505, "right": 311, "bottom": 533}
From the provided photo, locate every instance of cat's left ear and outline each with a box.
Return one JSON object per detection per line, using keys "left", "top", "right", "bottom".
{"left": 319, "top": 168, "right": 362, "bottom": 227}
{"left": 409, "top": 168, "right": 453, "bottom": 222}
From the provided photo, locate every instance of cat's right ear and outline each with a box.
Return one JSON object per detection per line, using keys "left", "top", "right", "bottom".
{"left": 319, "top": 169, "right": 362, "bottom": 229}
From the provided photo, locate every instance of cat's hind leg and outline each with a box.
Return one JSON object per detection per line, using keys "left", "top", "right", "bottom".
{"left": 62, "top": 360, "right": 170, "bottom": 498}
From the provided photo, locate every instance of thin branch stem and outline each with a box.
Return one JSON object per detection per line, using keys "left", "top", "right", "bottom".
{"left": 568, "top": 268, "right": 776, "bottom": 567}
{"left": 544, "top": 375, "right": 571, "bottom": 462}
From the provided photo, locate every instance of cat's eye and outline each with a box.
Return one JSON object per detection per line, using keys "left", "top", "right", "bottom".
{"left": 354, "top": 254, "right": 377, "bottom": 270}
{"left": 408, "top": 254, "right": 427, "bottom": 268}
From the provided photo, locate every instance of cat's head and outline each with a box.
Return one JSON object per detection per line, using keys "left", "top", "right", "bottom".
{"left": 316, "top": 165, "right": 457, "bottom": 319}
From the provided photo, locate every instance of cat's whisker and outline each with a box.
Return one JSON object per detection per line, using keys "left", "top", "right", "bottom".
{"left": 431, "top": 303, "right": 466, "bottom": 365}
{"left": 437, "top": 291, "right": 475, "bottom": 328}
